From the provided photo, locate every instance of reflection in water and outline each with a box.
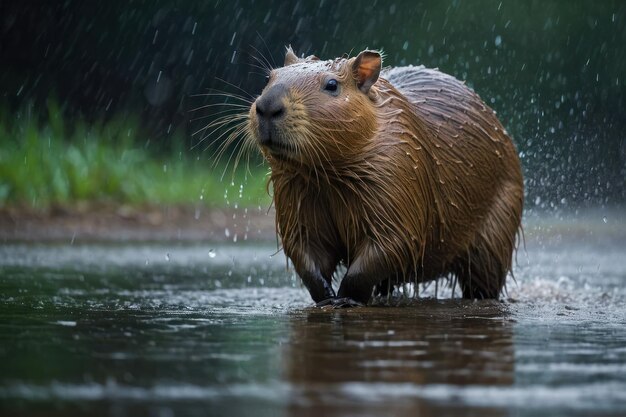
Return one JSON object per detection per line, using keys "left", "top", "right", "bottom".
{"left": 284, "top": 301, "right": 514, "bottom": 416}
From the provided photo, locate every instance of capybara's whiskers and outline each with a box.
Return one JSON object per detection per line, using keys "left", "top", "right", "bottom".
{"left": 248, "top": 45, "right": 274, "bottom": 73}
{"left": 190, "top": 107, "right": 248, "bottom": 123}
{"left": 214, "top": 77, "right": 256, "bottom": 101}
{"left": 189, "top": 91, "right": 253, "bottom": 105}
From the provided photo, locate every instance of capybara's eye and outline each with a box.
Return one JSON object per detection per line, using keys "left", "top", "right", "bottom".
{"left": 324, "top": 79, "right": 338, "bottom": 92}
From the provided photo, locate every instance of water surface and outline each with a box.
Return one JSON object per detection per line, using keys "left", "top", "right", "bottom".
{"left": 1, "top": 211, "right": 625, "bottom": 417}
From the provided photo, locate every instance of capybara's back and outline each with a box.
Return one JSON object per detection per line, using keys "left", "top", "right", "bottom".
{"left": 383, "top": 65, "right": 524, "bottom": 298}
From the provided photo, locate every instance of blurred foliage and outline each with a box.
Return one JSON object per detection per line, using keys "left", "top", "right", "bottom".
{"left": 0, "top": 0, "right": 624, "bottom": 206}
{"left": 0, "top": 101, "right": 269, "bottom": 208}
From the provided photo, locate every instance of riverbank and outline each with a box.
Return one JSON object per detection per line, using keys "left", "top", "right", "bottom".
{"left": 0, "top": 203, "right": 276, "bottom": 243}
{"left": 1, "top": 204, "right": 624, "bottom": 245}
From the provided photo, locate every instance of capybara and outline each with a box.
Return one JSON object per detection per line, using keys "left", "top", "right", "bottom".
{"left": 247, "top": 47, "right": 523, "bottom": 306}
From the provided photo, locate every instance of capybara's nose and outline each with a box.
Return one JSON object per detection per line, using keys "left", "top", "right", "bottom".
{"left": 255, "top": 83, "right": 287, "bottom": 120}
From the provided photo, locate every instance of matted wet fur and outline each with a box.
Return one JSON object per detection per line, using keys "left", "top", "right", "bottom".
{"left": 245, "top": 47, "right": 523, "bottom": 305}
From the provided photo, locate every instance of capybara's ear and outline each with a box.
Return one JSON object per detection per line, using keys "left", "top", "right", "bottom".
{"left": 284, "top": 45, "right": 298, "bottom": 66}
{"left": 352, "top": 50, "right": 381, "bottom": 94}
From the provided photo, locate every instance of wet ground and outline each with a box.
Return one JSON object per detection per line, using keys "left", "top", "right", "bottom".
{"left": 0, "top": 209, "right": 625, "bottom": 416}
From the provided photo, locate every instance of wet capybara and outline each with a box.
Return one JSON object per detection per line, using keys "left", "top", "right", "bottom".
{"left": 248, "top": 47, "right": 524, "bottom": 306}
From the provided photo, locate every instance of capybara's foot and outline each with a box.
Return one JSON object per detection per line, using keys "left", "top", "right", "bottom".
{"left": 315, "top": 297, "right": 364, "bottom": 309}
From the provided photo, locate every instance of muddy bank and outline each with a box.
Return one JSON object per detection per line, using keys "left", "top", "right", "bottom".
{"left": 0, "top": 204, "right": 276, "bottom": 243}
{"left": 0, "top": 204, "right": 624, "bottom": 244}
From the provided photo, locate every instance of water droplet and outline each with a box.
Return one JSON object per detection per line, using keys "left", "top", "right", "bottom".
{"left": 603, "top": 216, "right": 608, "bottom": 223}
{"left": 165, "top": 253, "right": 170, "bottom": 261}
{"left": 225, "top": 228, "right": 230, "bottom": 237}
{"left": 495, "top": 35, "right": 502, "bottom": 47}
{"left": 209, "top": 249, "right": 216, "bottom": 258}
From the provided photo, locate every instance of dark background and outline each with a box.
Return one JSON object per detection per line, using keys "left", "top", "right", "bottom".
{"left": 1, "top": 0, "right": 624, "bottom": 207}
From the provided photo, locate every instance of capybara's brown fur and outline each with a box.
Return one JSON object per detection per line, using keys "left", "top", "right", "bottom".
{"left": 247, "top": 47, "right": 524, "bottom": 305}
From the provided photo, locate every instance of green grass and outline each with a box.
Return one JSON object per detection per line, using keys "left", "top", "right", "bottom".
{"left": 0, "top": 103, "right": 270, "bottom": 209}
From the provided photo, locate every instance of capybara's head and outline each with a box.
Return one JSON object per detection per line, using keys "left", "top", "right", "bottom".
{"left": 249, "top": 48, "right": 382, "bottom": 165}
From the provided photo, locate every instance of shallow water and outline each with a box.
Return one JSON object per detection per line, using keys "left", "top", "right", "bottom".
{"left": 1, "top": 211, "right": 625, "bottom": 417}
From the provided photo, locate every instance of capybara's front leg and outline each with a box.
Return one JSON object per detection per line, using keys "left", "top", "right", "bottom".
{"left": 337, "top": 244, "right": 390, "bottom": 305}
{"left": 289, "top": 250, "right": 337, "bottom": 303}
{"left": 299, "top": 267, "right": 336, "bottom": 303}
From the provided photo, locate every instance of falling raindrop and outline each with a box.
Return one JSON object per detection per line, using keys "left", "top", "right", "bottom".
{"left": 209, "top": 249, "right": 216, "bottom": 258}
